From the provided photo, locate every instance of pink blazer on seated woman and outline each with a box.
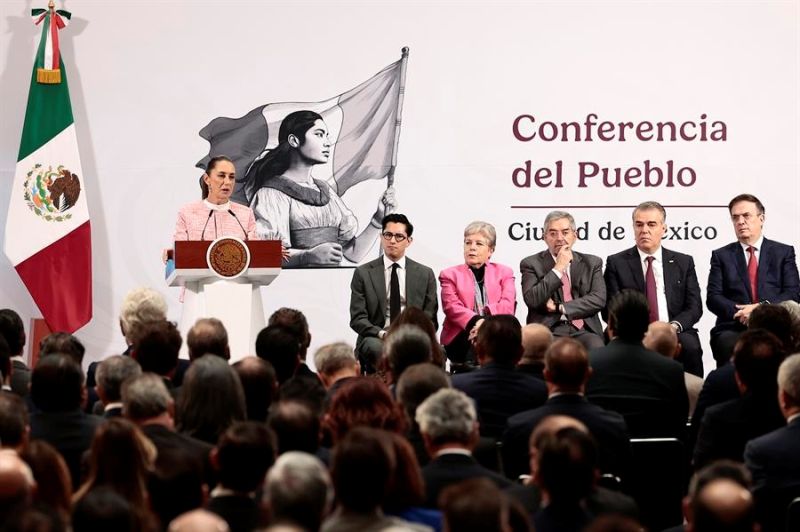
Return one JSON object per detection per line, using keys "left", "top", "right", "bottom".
{"left": 439, "top": 262, "right": 517, "bottom": 347}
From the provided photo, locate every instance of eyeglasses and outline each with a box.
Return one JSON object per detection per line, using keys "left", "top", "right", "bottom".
{"left": 730, "top": 212, "right": 761, "bottom": 222}
{"left": 382, "top": 231, "right": 407, "bottom": 242}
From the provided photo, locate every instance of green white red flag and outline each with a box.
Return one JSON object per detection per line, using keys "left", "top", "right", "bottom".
{"left": 3, "top": 5, "right": 92, "bottom": 333}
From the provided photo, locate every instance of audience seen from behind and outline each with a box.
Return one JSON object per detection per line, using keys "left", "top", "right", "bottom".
{"left": 187, "top": 317, "right": 230, "bottom": 361}
{"left": 382, "top": 323, "right": 434, "bottom": 385}
{"left": 323, "top": 376, "right": 406, "bottom": 444}
{"left": 233, "top": 356, "right": 278, "bottom": 422}
{"left": 94, "top": 354, "right": 142, "bottom": 418}
{"left": 644, "top": 320, "right": 704, "bottom": 417}
{"left": 396, "top": 362, "right": 451, "bottom": 466}
{"left": 263, "top": 451, "right": 332, "bottom": 532}
{"left": 516, "top": 323, "right": 552, "bottom": 379}
{"left": 0, "top": 308, "right": 29, "bottom": 396}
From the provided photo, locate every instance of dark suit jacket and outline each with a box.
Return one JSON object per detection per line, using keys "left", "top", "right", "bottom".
{"left": 349, "top": 256, "right": 439, "bottom": 344}
{"left": 502, "top": 394, "right": 631, "bottom": 480}
{"left": 586, "top": 339, "right": 688, "bottom": 438}
{"left": 689, "top": 364, "right": 739, "bottom": 446}
{"left": 604, "top": 246, "right": 703, "bottom": 331}
{"left": 506, "top": 484, "right": 638, "bottom": 521}
{"left": 451, "top": 362, "right": 547, "bottom": 438}
{"left": 10, "top": 359, "right": 30, "bottom": 396}
{"left": 520, "top": 250, "right": 605, "bottom": 335}
{"left": 707, "top": 238, "right": 800, "bottom": 333}
{"left": 141, "top": 423, "right": 214, "bottom": 484}
{"left": 206, "top": 494, "right": 262, "bottom": 532}
{"left": 29, "top": 409, "right": 104, "bottom": 489}
{"left": 421, "top": 453, "right": 511, "bottom": 507}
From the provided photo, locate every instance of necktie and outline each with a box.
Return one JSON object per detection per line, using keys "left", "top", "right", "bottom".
{"left": 747, "top": 246, "right": 758, "bottom": 303}
{"left": 560, "top": 270, "right": 584, "bottom": 330}
{"left": 645, "top": 256, "right": 659, "bottom": 323}
{"left": 389, "top": 263, "right": 401, "bottom": 323}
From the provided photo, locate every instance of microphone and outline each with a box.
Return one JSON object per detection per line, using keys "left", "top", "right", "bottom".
{"left": 201, "top": 209, "right": 214, "bottom": 241}
{"left": 228, "top": 209, "right": 248, "bottom": 240}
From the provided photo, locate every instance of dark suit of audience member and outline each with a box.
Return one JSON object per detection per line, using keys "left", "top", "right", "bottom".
{"left": 694, "top": 330, "right": 786, "bottom": 469}
{"left": 707, "top": 195, "right": 800, "bottom": 365}
{"left": 515, "top": 323, "right": 552, "bottom": 381}
{"left": 0, "top": 309, "right": 29, "bottom": 397}
{"left": 451, "top": 315, "right": 547, "bottom": 439}
{"left": 503, "top": 338, "right": 630, "bottom": 481}
{"left": 586, "top": 290, "right": 688, "bottom": 438}
{"left": 28, "top": 355, "right": 103, "bottom": 490}
{"left": 521, "top": 212, "right": 605, "bottom": 351}
{"left": 506, "top": 483, "right": 638, "bottom": 522}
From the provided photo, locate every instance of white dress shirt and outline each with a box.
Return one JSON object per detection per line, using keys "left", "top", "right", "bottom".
{"left": 740, "top": 235, "right": 764, "bottom": 263}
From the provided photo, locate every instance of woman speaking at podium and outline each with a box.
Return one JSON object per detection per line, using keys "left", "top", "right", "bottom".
{"left": 173, "top": 155, "right": 258, "bottom": 241}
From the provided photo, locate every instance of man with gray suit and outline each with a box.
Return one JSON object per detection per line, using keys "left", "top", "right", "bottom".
{"left": 349, "top": 213, "right": 438, "bottom": 373}
{"left": 521, "top": 211, "right": 606, "bottom": 350}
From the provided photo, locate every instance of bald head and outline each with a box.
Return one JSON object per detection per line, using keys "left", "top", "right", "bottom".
{"left": 690, "top": 478, "right": 756, "bottom": 532}
{"left": 543, "top": 337, "right": 590, "bottom": 392}
{"left": 0, "top": 450, "right": 36, "bottom": 517}
{"left": 169, "top": 509, "right": 230, "bottom": 532}
{"left": 187, "top": 318, "right": 230, "bottom": 361}
{"left": 521, "top": 324, "right": 553, "bottom": 364}
{"left": 643, "top": 321, "right": 681, "bottom": 359}
{"left": 529, "top": 415, "right": 588, "bottom": 451}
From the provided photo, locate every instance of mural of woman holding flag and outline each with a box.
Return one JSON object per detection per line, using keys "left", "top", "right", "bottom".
{"left": 242, "top": 110, "right": 397, "bottom": 268}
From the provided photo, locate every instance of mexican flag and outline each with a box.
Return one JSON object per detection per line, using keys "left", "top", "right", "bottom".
{"left": 3, "top": 6, "right": 92, "bottom": 333}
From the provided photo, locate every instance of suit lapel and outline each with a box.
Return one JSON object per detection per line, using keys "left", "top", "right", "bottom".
{"left": 662, "top": 248, "right": 678, "bottom": 318}
{"left": 757, "top": 239, "right": 773, "bottom": 299}
{"left": 569, "top": 252, "right": 584, "bottom": 293}
{"left": 731, "top": 242, "right": 752, "bottom": 300}
{"left": 368, "top": 259, "right": 387, "bottom": 315}
{"left": 624, "top": 247, "right": 646, "bottom": 291}
{"left": 405, "top": 258, "right": 420, "bottom": 307}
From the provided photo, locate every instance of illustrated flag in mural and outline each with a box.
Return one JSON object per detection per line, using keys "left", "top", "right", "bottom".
{"left": 197, "top": 49, "right": 409, "bottom": 202}
{"left": 4, "top": 5, "right": 92, "bottom": 333}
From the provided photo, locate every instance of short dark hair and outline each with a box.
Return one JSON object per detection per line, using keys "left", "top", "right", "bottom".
{"left": 187, "top": 318, "right": 229, "bottom": 361}
{"left": 728, "top": 193, "right": 765, "bottom": 215}
{"left": 475, "top": 315, "right": 522, "bottom": 364}
{"left": 133, "top": 321, "right": 182, "bottom": 376}
{"left": 732, "top": 329, "right": 786, "bottom": 395}
{"left": 396, "top": 363, "right": 450, "bottom": 425}
{"left": 268, "top": 400, "right": 320, "bottom": 455}
{"left": 0, "top": 392, "right": 29, "bottom": 448}
{"left": 331, "top": 427, "right": 393, "bottom": 513}
{"left": 31, "top": 354, "right": 84, "bottom": 412}
{"left": 748, "top": 304, "right": 793, "bottom": 350}
{"left": 0, "top": 309, "right": 25, "bottom": 355}
{"left": 608, "top": 289, "right": 650, "bottom": 343}
{"left": 0, "top": 336, "right": 10, "bottom": 383}
{"left": 255, "top": 324, "right": 300, "bottom": 384}
{"left": 268, "top": 308, "right": 310, "bottom": 360}
{"left": 381, "top": 213, "right": 413, "bottom": 237}
{"left": 40, "top": 332, "right": 85, "bottom": 364}
{"left": 535, "top": 426, "right": 597, "bottom": 503}
{"left": 545, "top": 338, "right": 589, "bottom": 389}
{"left": 216, "top": 421, "right": 277, "bottom": 492}
{"left": 233, "top": 357, "right": 277, "bottom": 422}
{"left": 71, "top": 487, "right": 139, "bottom": 532}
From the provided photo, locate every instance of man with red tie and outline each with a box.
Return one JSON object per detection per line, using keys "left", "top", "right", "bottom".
{"left": 604, "top": 201, "right": 705, "bottom": 376}
{"left": 707, "top": 194, "right": 800, "bottom": 366}
{"left": 521, "top": 211, "right": 606, "bottom": 350}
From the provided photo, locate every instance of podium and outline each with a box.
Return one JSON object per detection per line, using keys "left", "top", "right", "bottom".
{"left": 166, "top": 239, "right": 282, "bottom": 363}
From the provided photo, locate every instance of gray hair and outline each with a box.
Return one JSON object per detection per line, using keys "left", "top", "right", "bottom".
{"left": 543, "top": 211, "right": 576, "bottom": 232}
{"left": 778, "top": 353, "right": 800, "bottom": 405}
{"left": 384, "top": 324, "right": 432, "bottom": 373}
{"left": 415, "top": 388, "right": 476, "bottom": 445}
{"left": 313, "top": 342, "right": 357, "bottom": 376}
{"left": 96, "top": 355, "right": 142, "bottom": 402}
{"left": 396, "top": 363, "right": 451, "bottom": 422}
{"left": 119, "top": 287, "right": 168, "bottom": 344}
{"left": 263, "top": 451, "right": 333, "bottom": 524}
{"left": 633, "top": 201, "right": 667, "bottom": 223}
{"left": 463, "top": 221, "right": 497, "bottom": 249}
{"left": 779, "top": 300, "right": 800, "bottom": 324}
{"left": 122, "top": 373, "right": 172, "bottom": 420}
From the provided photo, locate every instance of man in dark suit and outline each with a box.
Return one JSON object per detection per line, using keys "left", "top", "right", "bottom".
{"left": 503, "top": 338, "right": 630, "bottom": 481}
{"left": 707, "top": 193, "right": 800, "bottom": 365}
{"left": 95, "top": 355, "right": 141, "bottom": 418}
{"left": 745, "top": 353, "right": 800, "bottom": 531}
{"left": 268, "top": 307, "right": 322, "bottom": 384}
{"left": 586, "top": 290, "right": 688, "bottom": 438}
{"left": 417, "top": 388, "right": 511, "bottom": 507}
{"left": 451, "top": 315, "right": 547, "bottom": 438}
{"left": 349, "top": 213, "right": 438, "bottom": 373}
{"left": 0, "top": 309, "right": 29, "bottom": 397}
{"left": 521, "top": 210, "right": 606, "bottom": 350}
{"left": 605, "top": 201, "right": 704, "bottom": 377}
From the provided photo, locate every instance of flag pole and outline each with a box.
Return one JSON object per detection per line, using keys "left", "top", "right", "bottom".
{"left": 386, "top": 47, "right": 409, "bottom": 188}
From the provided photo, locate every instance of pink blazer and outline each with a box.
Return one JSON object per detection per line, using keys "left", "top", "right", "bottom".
{"left": 439, "top": 262, "right": 517, "bottom": 346}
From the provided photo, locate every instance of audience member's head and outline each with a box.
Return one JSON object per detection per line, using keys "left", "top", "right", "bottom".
{"left": 168, "top": 509, "right": 229, "bottom": 532}
{"left": 233, "top": 357, "right": 277, "bottom": 422}
{"left": 416, "top": 388, "right": 478, "bottom": 453}
{"left": 607, "top": 289, "right": 650, "bottom": 343}
{"left": 0, "top": 450, "right": 36, "bottom": 525}
{"left": 268, "top": 400, "right": 320, "bottom": 455}
{"left": 687, "top": 478, "right": 756, "bottom": 532}
{"left": 732, "top": 329, "right": 786, "bottom": 397}
{"left": 533, "top": 426, "right": 597, "bottom": 505}
{"left": 396, "top": 363, "right": 450, "bottom": 428}
{"left": 256, "top": 325, "right": 301, "bottom": 385}
{"left": 133, "top": 320, "right": 182, "bottom": 377}
{"left": 122, "top": 373, "right": 173, "bottom": 423}
{"left": 383, "top": 324, "right": 433, "bottom": 382}
{"left": 119, "top": 287, "right": 168, "bottom": 345}
{"left": 187, "top": 318, "right": 230, "bottom": 361}
{"left": 748, "top": 303, "right": 794, "bottom": 350}
{"left": 777, "top": 353, "right": 800, "bottom": 419}
{"left": 0, "top": 392, "right": 29, "bottom": 450}
{"left": 474, "top": 314, "right": 523, "bottom": 365}
{"left": 0, "top": 309, "right": 25, "bottom": 357}
{"left": 213, "top": 421, "right": 276, "bottom": 493}
{"left": 263, "top": 452, "right": 332, "bottom": 531}
{"left": 148, "top": 450, "right": 207, "bottom": 529}
{"left": 520, "top": 323, "right": 553, "bottom": 366}
{"left": 0, "top": 337, "right": 10, "bottom": 386}
{"left": 440, "top": 478, "right": 524, "bottom": 532}
{"left": 543, "top": 337, "right": 591, "bottom": 394}
{"left": 30, "top": 354, "right": 84, "bottom": 412}
{"left": 268, "top": 308, "right": 311, "bottom": 362}
{"left": 278, "top": 375, "right": 326, "bottom": 417}
{"left": 324, "top": 377, "right": 406, "bottom": 443}
{"left": 528, "top": 415, "right": 589, "bottom": 477}
{"left": 386, "top": 307, "right": 445, "bottom": 367}
{"left": 330, "top": 427, "right": 393, "bottom": 514}
{"left": 39, "top": 332, "right": 85, "bottom": 365}
{"left": 778, "top": 300, "right": 800, "bottom": 351}
{"left": 96, "top": 355, "right": 142, "bottom": 406}
{"left": 313, "top": 342, "right": 359, "bottom": 389}
{"left": 177, "top": 355, "right": 246, "bottom": 445}
{"left": 72, "top": 487, "right": 141, "bottom": 532}
{"left": 643, "top": 321, "right": 682, "bottom": 359}
{"left": 20, "top": 440, "right": 72, "bottom": 522}
{"left": 382, "top": 431, "right": 425, "bottom": 513}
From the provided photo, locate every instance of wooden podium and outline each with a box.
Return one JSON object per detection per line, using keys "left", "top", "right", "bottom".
{"left": 166, "top": 239, "right": 282, "bottom": 362}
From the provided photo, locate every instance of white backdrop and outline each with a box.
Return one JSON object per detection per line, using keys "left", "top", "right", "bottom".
{"left": 1, "top": 1, "right": 798, "bottom": 372}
